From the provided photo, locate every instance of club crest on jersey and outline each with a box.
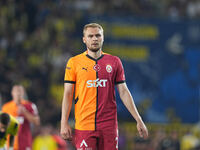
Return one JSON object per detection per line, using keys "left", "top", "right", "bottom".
{"left": 93, "top": 64, "right": 101, "bottom": 72}
{"left": 106, "top": 65, "right": 112, "bottom": 73}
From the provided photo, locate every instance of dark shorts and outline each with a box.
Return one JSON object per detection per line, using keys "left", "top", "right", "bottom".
{"left": 74, "top": 129, "right": 118, "bottom": 150}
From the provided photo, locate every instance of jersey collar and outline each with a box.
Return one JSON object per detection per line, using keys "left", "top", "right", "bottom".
{"left": 84, "top": 51, "right": 104, "bottom": 61}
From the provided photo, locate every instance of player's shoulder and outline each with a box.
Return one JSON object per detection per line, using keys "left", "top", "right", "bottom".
{"left": 23, "top": 100, "right": 38, "bottom": 114}
{"left": 103, "top": 52, "right": 121, "bottom": 61}
{"left": 69, "top": 52, "right": 86, "bottom": 61}
{"left": 23, "top": 100, "right": 37, "bottom": 108}
{"left": 2, "top": 100, "right": 15, "bottom": 109}
{"left": 2, "top": 100, "right": 14, "bottom": 106}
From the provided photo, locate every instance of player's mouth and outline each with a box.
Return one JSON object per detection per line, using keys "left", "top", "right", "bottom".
{"left": 92, "top": 43, "right": 99, "bottom": 46}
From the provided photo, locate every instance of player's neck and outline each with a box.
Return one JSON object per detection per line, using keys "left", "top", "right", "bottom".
{"left": 87, "top": 49, "right": 102, "bottom": 59}
{"left": 13, "top": 98, "right": 21, "bottom": 105}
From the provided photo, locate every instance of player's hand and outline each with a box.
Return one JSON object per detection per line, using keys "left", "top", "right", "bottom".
{"left": 136, "top": 119, "right": 148, "bottom": 139}
{"left": 60, "top": 122, "right": 73, "bottom": 141}
{"left": 17, "top": 105, "right": 26, "bottom": 115}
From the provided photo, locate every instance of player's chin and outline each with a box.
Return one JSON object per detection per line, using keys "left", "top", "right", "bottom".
{"left": 89, "top": 47, "right": 100, "bottom": 52}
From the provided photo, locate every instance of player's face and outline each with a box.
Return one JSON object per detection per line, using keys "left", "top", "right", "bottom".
{"left": 83, "top": 27, "right": 104, "bottom": 52}
{"left": 11, "top": 86, "right": 23, "bottom": 103}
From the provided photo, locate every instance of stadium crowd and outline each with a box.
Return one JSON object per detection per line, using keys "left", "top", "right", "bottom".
{"left": 0, "top": 0, "right": 200, "bottom": 149}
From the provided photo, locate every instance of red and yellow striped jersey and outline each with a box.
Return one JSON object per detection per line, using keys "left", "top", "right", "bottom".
{"left": 64, "top": 51, "right": 125, "bottom": 131}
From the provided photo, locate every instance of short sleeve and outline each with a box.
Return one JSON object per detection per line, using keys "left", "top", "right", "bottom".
{"left": 31, "top": 103, "right": 39, "bottom": 115}
{"left": 64, "top": 58, "right": 76, "bottom": 83}
{"left": 115, "top": 57, "right": 125, "bottom": 84}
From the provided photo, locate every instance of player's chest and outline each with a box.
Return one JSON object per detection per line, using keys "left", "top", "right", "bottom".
{"left": 75, "top": 60, "right": 116, "bottom": 80}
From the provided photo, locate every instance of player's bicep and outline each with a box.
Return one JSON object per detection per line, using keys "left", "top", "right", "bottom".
{"left": 117, "top": 82, "right": 126, "bottom": 94}
{"left": 62, "top": 83, "right": 74, "bottom": 110}
{"left": 63, "top": 83, "right": 74, "bottom": 98}
{"left": 116, "top": 82, "right": 130, "bottom": 99}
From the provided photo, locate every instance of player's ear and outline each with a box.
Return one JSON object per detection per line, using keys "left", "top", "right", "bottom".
{"left": 83, "top": 37, "right": 86, "bottom": 43}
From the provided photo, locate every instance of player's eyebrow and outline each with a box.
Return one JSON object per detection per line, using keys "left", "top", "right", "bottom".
{"left": 88, "top": 33, "right": 101, "bottom": 37}
{"left": 95, "top": 34, "right": 101, "bottom": 37}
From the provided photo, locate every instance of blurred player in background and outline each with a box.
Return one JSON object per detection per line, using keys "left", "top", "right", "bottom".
{"left": 0, "top": 112, "right": 18, "bottom": 150}
{"left": 32, "top": 125, "right": 68, "bottom": 150}
{"left": 2, "top": 85, "right": 40, "bottom": 150}
{"left": 60, "top": 23, "right": 148, "bottom": 150}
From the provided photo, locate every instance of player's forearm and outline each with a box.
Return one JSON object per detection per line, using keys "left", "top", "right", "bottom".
{"left": 32, "top": 116, "right": 40, "bottom": 126}
{"left": 61, "top": 91, "right": 73, "bottom": 124}
{"left": 23, "top": 110, "right": 40, "bottom": 126}
{"left": 120, "top": 88, "right": 142, "bottom": 122}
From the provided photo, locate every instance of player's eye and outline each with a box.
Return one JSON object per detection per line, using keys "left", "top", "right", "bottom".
{"left": 96, "top": 34, "right": 101, "bottom": 37}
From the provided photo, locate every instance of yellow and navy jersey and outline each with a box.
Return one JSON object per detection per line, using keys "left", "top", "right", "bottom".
{"left": 64, "top": 51, "right": 125, "bottom": 131}
{"left": 0, "top": 112, "right": 19, "bottom": 148}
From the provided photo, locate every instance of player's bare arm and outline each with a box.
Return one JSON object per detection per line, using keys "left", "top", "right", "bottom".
{"left": 116, "top": 82, "right": 148, "bottom": 139}
{"left": 18, "top": 105, "right": 40, "bottom": 126}
{"left": 60, "top": 83, "right": 74, "bottom": 140}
